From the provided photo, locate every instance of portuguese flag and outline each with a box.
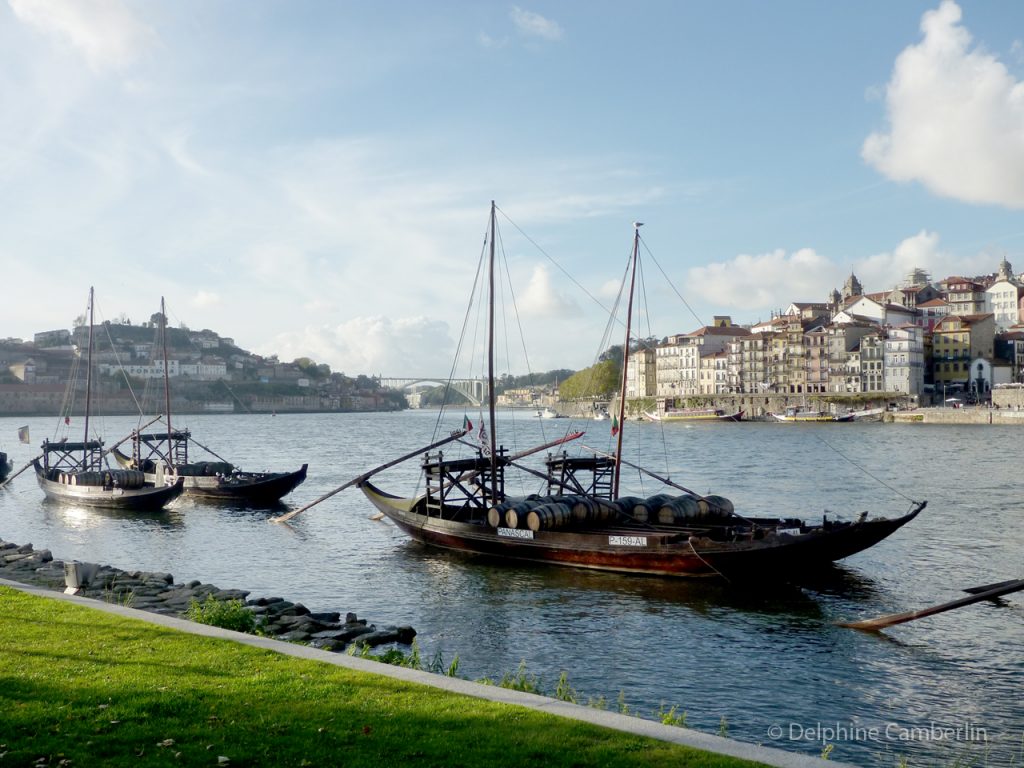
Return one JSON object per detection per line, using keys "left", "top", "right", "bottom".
{"left": 611, "top": 415, "right": 619, "bottom": 436}
{"left": 463, "top": 415, "right": 473, "bottom": 432}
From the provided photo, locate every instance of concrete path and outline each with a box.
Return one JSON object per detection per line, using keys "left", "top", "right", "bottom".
{"left": 1, "top": 577, "right": 852, "bottom": 768}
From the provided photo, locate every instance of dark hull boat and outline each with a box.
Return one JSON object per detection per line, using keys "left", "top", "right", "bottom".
{"left": 113, "top": 432, "right": 308, "bottom": 505}
{"left": 360, "top": 466, "right": 924, "bottom": 581}
{"left": 0, "top": 452, "right": 10, "bottom": 484}
{"left": 296, "top": 202, "right": 924, "bottom": 583}
{"left": 110, "top": 297, "right": 308, "bottom": 507}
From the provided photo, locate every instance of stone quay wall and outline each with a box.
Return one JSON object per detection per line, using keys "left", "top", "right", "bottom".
{"left": 0, "top": 538, "right": 414, "bottom": 652}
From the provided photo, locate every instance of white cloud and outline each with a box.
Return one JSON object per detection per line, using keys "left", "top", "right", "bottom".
{"left": 686, "top": 232, "right": 998, "bottom": 321}
{"left": 862, "top": 0, "right": 1024, "bottom": 209}
{"left": 517, "top": 264, "right": 581, "bottom": 317}
{"left": 857, "top": 230, "right": 992, "bottom": 287}
{"left": 477, "top": 31, "right": 507, "bottom": 49}
{"left": 261, "top": 316, "right": 454, "bottom": 375}
{"left": 191, "top": 291, "right": 221, "bottom": 309}
{"left": 687, "top": 247, "right": 841, "bottom": 312}
{"left": 9, "top": 0, "right": 156, "bottom": 73}
{"left": 510, "top": 7, "right": 564, "bottom": 42}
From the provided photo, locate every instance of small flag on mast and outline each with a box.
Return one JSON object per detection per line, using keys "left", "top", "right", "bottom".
{"left": 478, "top": 422, "right": 491, "bottom": 456}
{"left": 611, "top": 415, "right": 619, "bottom": 437}
{"left": 463, "top": 415, "right": 473, "bottom": 432}
{"left": 17, "top": 425, "right": 30, "bottom": 444}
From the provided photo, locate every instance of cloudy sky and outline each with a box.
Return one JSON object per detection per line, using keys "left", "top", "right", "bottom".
{"left": 3, "top": 1, "right": 1024, "bottom": 376}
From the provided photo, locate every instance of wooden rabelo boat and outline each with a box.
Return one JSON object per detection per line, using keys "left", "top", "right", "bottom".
{"left": 32, "top": 288, "right": 184, "bottom": 511}
{"left": 111, "top": 298, "right": 308, "bottom": 506}
{"left": 287, "top": 203, "right": 924, "bottom": 581}
{"left": 113, "top": 431, "right": 307, "bottom": 504}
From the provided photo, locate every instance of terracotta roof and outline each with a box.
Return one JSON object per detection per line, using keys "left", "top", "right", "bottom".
{"left": 917, "top": 297, "right": 949, "bottom": 308}
{"left": 687, "top": 325, "right": 751, "bottom": 337}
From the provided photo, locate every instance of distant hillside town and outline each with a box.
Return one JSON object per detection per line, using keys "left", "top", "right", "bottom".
{"left": 3, "top": 261, "right": 1023, "bottom": 418}
{"left": 624, "top": 260, "right": 1024, "bottom": 413}
{"left": 0, "top": 313, "right": 407, "bottom": 416}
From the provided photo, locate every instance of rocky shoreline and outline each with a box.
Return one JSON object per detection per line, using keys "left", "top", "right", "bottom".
{"left": 0, "top": 538, "right": 415, "bottom": 652}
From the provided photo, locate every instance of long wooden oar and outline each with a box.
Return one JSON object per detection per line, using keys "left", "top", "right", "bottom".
{"left": 963, "top": 579, "right": 1021, "bottom": 595}
{"left": 269, "top": 428, "right": 470, "bottom": 524}
{"left": 0, "top": 455, "right": 44, "bottom": 490}
{"left": 837, "top": 578, "right": 1024, "bottom": 631}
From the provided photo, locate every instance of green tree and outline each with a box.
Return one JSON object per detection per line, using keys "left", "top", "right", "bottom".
{"left": 557, "top": 359, "right": 620, "bottom": 400}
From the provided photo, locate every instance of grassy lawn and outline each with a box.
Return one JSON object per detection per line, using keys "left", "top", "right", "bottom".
{"left": 0, "top": 586, "right": 769, "bottom": 767}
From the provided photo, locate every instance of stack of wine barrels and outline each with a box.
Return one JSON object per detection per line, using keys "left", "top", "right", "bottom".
{"left": 68, "top": 471, "right": 105, "bottom": 486}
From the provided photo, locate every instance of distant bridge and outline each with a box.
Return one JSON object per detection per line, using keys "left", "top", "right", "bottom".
{"left": 379, "top": 377, "right": 487, "bottom": 407}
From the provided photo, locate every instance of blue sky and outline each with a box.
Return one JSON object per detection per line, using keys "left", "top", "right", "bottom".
{"left": 3, "top": 1, "right": 1024, "bottom": 376}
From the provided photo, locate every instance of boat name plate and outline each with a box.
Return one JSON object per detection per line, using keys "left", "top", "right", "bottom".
{"left": 497, "top": 527, "right": 534, "bottom": 540}
{"left": 609, "top": 535, "right": 648, "bottom": 547}
{"left": 777, "top": 527, "right": 801, "bottom": 536}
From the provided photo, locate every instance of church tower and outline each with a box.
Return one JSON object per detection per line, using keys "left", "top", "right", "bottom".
{"left": 841, "top": 272, "right": 862, "bottom": 300}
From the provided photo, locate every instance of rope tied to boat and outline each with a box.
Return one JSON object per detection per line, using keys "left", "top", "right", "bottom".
{"left": 687, "top": 537, "right": 730, "bottom": 583}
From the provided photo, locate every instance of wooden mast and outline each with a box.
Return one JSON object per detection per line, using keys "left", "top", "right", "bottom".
{"left": 486, "top": 200, "right": 499, "bottom": 504}
{"left": 160, "top": 297, "right": 173, "bottom": 470}
{"left": 612, "top": 223, "right": 641, "bottom": 498}
{"left": 82, "top": 286, "right": 95, "bottom": 470}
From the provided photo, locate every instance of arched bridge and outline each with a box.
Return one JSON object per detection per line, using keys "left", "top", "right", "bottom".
{"left": 379, "top": 377, "right": 488, "bottom": 407}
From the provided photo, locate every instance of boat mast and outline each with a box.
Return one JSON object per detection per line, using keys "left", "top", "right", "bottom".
{"left": 82, "top": 286, "right": 95, "bottom": 470}
{"left": 486, "top": 200, "right": 498, "bottom": 503}
{"left": 161, "top": 297, "right": 172, "bottom": 470}
{"left": 612, "top": 223, "right": 641, "bottom": 498}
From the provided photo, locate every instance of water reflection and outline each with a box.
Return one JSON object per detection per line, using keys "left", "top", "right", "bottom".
{"left": 41, "top": 499, "right": 186, "bottom": 530}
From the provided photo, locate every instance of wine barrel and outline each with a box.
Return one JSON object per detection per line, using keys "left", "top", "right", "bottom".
{"left": 657, "top": 494, "right": 701, "bottom": 524}
{"left": 697, "top": 494, "right": 735, "bottom": 517}
{"left": 526, "top": 502, "right": 574, "bottom": 532}
{"left": 571, "top": 497, "right": 618, "bottom": 524}
{"left": 613, "top": 496, "right": 646, "bottom": 522}
{"left": 110, "top": 469, "right": 145, "bottom": 489}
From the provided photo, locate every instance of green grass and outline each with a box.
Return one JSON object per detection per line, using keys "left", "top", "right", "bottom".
{"left": 0, "top": 587, "right": 768, "bottom": 767}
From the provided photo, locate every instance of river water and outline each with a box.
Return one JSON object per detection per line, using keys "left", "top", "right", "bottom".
{"left": 1, "top": 410, "right": 1021, "bottom": 767}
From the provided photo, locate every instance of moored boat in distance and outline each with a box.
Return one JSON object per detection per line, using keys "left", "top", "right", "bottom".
{"left": 31, "top": 288, "right": 184, "bottom": 511}
{"left": 646, "top": 407, "right": 744, "bottom": 422}
{"left": 348, "top": 203, "right": 923, "bottom": 581}
{"left": 111, "top": 297, "right": 308, "bottom": 506}
{"left": 771, "top": 407, "right": 854, "bottom": 423}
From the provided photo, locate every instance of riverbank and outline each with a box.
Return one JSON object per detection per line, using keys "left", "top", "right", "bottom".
{"left": 0, "top": 538, "right": 414, "bottom": 651}
{"left": 885, "top": 407, "right": 1024, "bottom": 425}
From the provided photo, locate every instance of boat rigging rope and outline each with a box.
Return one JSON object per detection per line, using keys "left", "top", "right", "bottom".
{"left": 811, "top": 432, "right": 920, "bottom": 505}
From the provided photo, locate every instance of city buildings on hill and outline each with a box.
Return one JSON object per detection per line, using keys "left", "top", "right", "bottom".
{"left": 627, "top": 262, "right": 1024, "bottom": 409}
{"left": 0, "top": 321, "right": 404, "bottom": 415}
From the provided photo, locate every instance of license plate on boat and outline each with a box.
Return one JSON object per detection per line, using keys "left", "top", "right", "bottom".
{"left": 609, "top": 535, "right": 648, "bottom": 546}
